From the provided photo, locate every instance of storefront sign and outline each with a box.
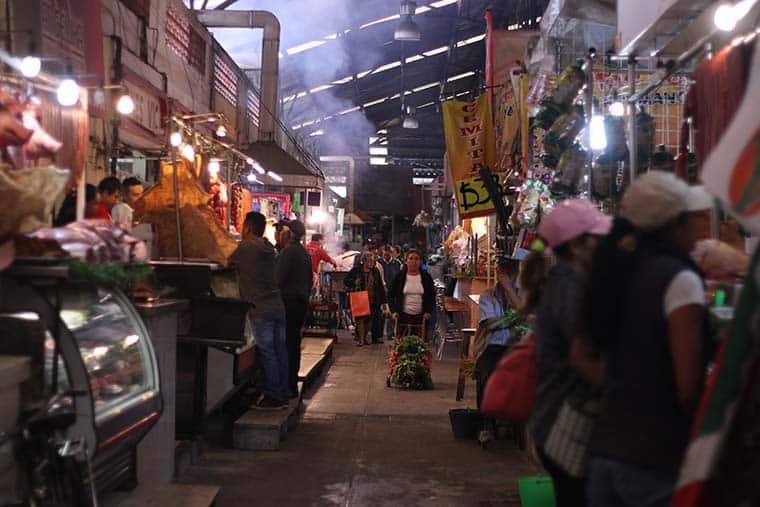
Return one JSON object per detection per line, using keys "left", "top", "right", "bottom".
{"left": 442, "top": 94, "right": 497, "bottom": 219}
{"left": 123, "top": 80, "right": 164, "bottom": 137}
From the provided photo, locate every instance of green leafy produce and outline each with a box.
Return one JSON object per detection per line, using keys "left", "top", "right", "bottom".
{"left": 388, "top": 335, "right": 434, "bottom": 390}
{"left": 487, "top": 308, "right": 531, "bottom": 340}
{"left": 65, "top": 260, "right": 156, "bottom": 290}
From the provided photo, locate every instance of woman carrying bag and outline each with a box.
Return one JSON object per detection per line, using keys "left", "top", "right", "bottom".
{"left": 522, "top": 200, "right": 611, "bottom": 507}
{"left": 388, "top": 249, "right": 436, "bottom": 341}
{"left": 345, "top": 252, "right": 386, "bottom": 346}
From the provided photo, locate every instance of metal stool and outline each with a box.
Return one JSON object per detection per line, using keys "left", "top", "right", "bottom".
{"left": 436, "top": 322, "right": 464, "bottom": 360}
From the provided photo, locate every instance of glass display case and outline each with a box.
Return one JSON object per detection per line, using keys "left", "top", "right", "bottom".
{"left": 0, "top": 263, "right": 162, "bottom": 497}
{"left": 55, "top": 285, "right": 158, "bottom": 423}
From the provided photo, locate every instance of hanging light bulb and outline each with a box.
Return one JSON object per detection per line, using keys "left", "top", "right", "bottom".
{"left": 609, "top": 101, "right": 625, "bottom": 117}
{"left": 403, "top": 105, "right": 419, "bottom": 129}
{"left": 180, "top": 144, "right": 195, "bottom": 161}
{"left": 715, "top": 3, "right": 739, "bottom": 30}
{"left": 253, "top": 162, "right": 266, "bottom": 175}
{"left": 267, "top": 171, "right": 283, "bottom": 182}
{"left": 208, "top": 159, "right": 221, "bottom": 175}
{"left": 246, "top": 172, "right": 257, "bottom": 183}
{"left": 116, "top": 94, "right": 135, "bottom": 115}
{"left": 589, "top": 115, "right": 607, "bottom": 151}
{"left": 215, "top": 125, "right": 227, "bottom": 137}
{"left": 170, "top": 131, "right": 183, "bottom": 147}
{"left": 57, "top": 79, "right": 80, "bottom": 107}
{"left": 20, "top": 56, "right": 41, "bottom": 78}
{"left": 93, "top": 87, "right": 105, "bottom": 106}
{"left": 714, "top": 0, "right": 753, "bottom": 31}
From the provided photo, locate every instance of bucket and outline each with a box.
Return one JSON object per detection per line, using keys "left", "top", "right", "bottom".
{"left": 448, "top": 408, "right": 482, "bottom": 439}
{"left": 518, "top": 475, "right": 556, "bottom": 507}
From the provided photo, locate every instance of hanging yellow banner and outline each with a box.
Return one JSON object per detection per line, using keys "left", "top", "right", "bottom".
{"left": 442, "top": 94, "right": 497, "bottom": 219}
{"left": 495, "top": 79, "right": 519, "bottom": 174}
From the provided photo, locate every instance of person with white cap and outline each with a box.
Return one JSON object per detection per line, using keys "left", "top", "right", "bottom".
{"left": 584, "top": 171, "right": 713, "bottom": 507}
{"left": 521, "top": 199, "right": 613, "bottom": 507}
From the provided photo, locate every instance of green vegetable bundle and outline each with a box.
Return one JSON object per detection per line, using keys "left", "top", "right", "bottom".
{"left": 388, "top": 334, "right": 434, "bottom": 390}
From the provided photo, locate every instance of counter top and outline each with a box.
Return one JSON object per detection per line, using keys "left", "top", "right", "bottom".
{"left": 133, "top": 298, "right": 190, "bottom": 316}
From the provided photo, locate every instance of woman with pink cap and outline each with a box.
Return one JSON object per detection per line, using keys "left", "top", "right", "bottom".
{"left": 520, "top": 199, "right": 612, "bottom": 507}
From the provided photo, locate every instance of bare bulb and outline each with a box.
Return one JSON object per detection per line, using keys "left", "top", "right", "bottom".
{"left": 116, "top": 94, "right": 135, "bottom": 115}
{"left": 170, "top": 132, "right": 182, "bottom": 147}
{"left": 57, "top": 79, "right": 80, "bottom": 107}
{"left": 609, "top": 101, "right": 625, "bottom": 117}
{"left": 180, "top": 144, "right": 195, "bottom": 161}
{"left": 20, "top": 56, "right": 41, "bottom": 78}
{"left": 589, "top": 115, "right": 607, "bottom": 151}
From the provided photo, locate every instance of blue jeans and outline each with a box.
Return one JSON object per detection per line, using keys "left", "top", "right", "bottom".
{"left": 253, "top": 315, "right": 289, "bottom": 401}
{"left": 587, "top": 456, "right": 677, "bottom": 507}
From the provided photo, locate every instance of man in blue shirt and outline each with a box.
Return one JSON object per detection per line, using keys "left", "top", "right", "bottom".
{"left": 378, "top": 245, "right": 403, "bottom": 340}
{"left": 475, "top": 258, "right": 522, "bottom": 408}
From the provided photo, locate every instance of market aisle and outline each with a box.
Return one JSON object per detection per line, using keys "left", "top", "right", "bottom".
{"left": 178, "top": 333, "right": 539, "bottom": 506}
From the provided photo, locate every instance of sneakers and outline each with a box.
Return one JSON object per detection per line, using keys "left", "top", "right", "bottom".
{"left": 252, "top": 395, "right": 288, "bottom": 411}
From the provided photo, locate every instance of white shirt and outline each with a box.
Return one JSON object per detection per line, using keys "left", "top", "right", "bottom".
{"left": 403, "top": 274, "right": 425, "bottom": 315}
{"left": 663, "top": 270, "right": 706, "bottom": 317}
{"left": 111, "top": 202, "right": 134, "bottom": 230}
{"left": 336, "top": 251, "right": 360, "bottom": 272}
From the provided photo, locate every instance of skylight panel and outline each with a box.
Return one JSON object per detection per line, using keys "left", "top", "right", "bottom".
{"left": 412, "top": 81, "right": 439, "bottom": 92}
{"left": 423, "top": 45, "right": 449, "bottom": 57}
{"left": 363, "top": 97, "right": 389, "bottom": 108}
{"left": 447, "top": 71, "right": 475, "bottom": 82}
{"left": 286, "top": 40, "right": 327, "bottom": 55}
{"left": 310, "top": 84, "right": 334, "bottom": 93}
{"left": 372, "top": 61, "right": 402, "bottom": 74}
{"left": 456, "top": 34, "right": 485, "bottom": 47}
{"left": 360, "top": 14, "right": 401, "bottom": 30}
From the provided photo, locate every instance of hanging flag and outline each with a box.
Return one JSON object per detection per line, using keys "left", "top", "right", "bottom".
{"left": 487, "top": 27, "right": 536, "bottom": 176}
{"left": 673, "top": 45, "right": 760, "bottom": 506}
{"left": 701, "top": 44, "right": 760, "bottom": 236}
{"left": 672, "top": 247, "right": 760, "bottom": 506}
{"left": 442, "top": 94, "right": 497, "bottom": 219}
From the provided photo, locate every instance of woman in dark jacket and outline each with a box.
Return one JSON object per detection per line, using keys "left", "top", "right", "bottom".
{"left": 388, "top": 249, "right": 436, "bottom": 341}
{"left": 345, "top": 252, "right": 386, "bottom": 345}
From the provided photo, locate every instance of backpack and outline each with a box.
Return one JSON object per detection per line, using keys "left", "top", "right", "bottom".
{"left": 480, "top": 333, "right": 537, "bottom": 423}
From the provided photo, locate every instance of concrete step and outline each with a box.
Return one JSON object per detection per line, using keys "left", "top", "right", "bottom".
{"left": 298, "top": 337, "right": 335, "bottom": 383}
{"left": 102, "top": 483, "right": 219, "bottom": 507}
{"left": 232, "top": 397, "right": 300, "bottom": 451}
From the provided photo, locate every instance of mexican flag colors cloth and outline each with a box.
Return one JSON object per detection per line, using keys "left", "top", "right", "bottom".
{"left": 672, "top": 240, "right": 760, "bottom": 505}
{"left": 675, "top": 42, "right": 760, "bottom": 505}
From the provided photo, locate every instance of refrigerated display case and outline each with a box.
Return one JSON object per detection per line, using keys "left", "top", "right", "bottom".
{"left": 0, "top": 262, "right": 162, "bottom": 498}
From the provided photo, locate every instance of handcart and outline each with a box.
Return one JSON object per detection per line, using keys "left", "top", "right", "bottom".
{"left": 304, "top": 299, "right": 339, "bottom": 339}
{"left": 386, "top": 319, "right": 434, "bottom": 389}
{"left": 328, "top": 271, "right": 354, "bottom": 330}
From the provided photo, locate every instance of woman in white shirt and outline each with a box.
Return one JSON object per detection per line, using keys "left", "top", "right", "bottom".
{"left": 388, "top": 249, "right": 436, "bottom": 341}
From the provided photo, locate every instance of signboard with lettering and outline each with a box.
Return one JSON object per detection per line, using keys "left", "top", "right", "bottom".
{"left": 442, "top": 94, "right": 498, "bottom": 219}
{"left": 123, "top": 80, "right": 165, "bottom": 138}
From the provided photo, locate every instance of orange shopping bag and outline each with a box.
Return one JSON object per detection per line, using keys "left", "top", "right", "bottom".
{"left": 349, "top": 290, "right": 371, "bottom": 318}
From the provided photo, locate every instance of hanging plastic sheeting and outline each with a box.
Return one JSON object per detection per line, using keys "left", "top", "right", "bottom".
{"left": 528, "top": 0, "right": 617, "bottom": 74}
